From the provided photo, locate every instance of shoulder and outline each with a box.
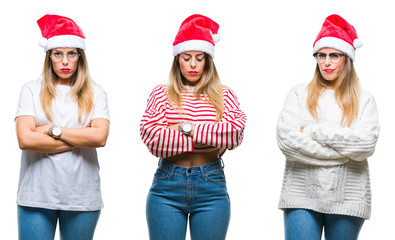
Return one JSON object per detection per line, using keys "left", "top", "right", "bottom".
{"left": 149, "top": 84, "right": 168, "bottom": 99}
{"left": 91, "top": 81, "right": 107, "bottom": 95}
{"left": 289, "top": 83, "right": 308, "bottom": 94}
{"left": 360, "top": 89, "right": 375, "bottom": 101}
{"left": 145, "top": 84, "right": 169, "bottom": 108}
{"left": 282, "top": 83, "right": 309, "bottom": 102}
{"left": 21, "top": 79, "right": 42, "bottom": 90}
{"left": 221, "top": 85, "right": 239, "bottom": 99}
{"left": 152, "top": 84, "right": 168, "bottom": 94}
{"left": 19, "top": 79, "right": 42, "bottom": 97}
{"left": 360, "top": 88, "right": 377, "bottom": 107}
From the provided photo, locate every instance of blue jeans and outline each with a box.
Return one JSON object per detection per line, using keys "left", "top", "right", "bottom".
{"left": 146, "top": 159, "right": 230, "bottom": 240}
{"left": 284, "top": 209, "right": 365, "bottom": 240}
{"left": 17, "top": 206, "right": 101, "bottom": 240}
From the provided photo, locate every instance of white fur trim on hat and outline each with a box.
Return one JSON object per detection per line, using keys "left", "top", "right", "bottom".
{"left": 44, "top": 35, "right": 85, "bottom": 52}
{"left": 173, "top": 40, "right": 215, "bottom": 58}
{"left": 313, "top": 37, "right": 356, "bottom": 62}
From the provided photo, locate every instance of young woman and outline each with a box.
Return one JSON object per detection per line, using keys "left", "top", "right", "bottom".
{"left": 15, "top": 14, "right": 110, "bottom": 240}
{"left": 140, "top": 14, "right": 246, "bottom": 240}
{"left": 276, "top": 14, "right": 380, "bottom": 240}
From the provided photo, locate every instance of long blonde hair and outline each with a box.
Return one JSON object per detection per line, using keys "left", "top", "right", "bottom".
{"left": 168, "top": 54, "right": 223, "bottom": 121}
{"left": 40, "top": 49, "right": 94, "bottom": 123}
{"left": 307, "top": 56, "right": 360, "bottom": 127}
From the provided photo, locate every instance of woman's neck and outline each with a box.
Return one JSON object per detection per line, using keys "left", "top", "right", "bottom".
{"left": 57, "top": 78, "right": 73, "bottom": 86}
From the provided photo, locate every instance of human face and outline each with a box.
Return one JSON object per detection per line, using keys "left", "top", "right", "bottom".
{"left": 316, "top": 47, "right": 346, "bottom": 88}
{"left": 179, "top": 51, "right": 206, "bottom": 86}
{"left": 50, "top": 48, "right": 79, "bottom": 85}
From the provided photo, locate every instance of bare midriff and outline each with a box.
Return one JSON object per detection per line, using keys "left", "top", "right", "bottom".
{"left": 164, "top": 149, "right": 220, "bottom": 167}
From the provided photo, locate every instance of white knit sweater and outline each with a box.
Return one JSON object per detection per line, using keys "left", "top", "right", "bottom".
{"left": 277, "top": 83, "right": 379, "bottom": 219}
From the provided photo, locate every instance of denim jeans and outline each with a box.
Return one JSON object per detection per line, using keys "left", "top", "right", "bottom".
{"left": 146, "top": 158, "right": 230, "bottom": 240}
{"left": 17, "top": 205, "right": 101, "bottom": 240}
{"left": 284, "top": 208, "right": 365, "bottom": 240}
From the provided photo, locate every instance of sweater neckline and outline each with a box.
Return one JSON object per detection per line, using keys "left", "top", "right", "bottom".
{"left": 184, "top": 85, "right": 196, "bottom": 92}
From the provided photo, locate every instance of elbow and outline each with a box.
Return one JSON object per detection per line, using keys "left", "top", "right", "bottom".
{"left": 95, "top": 138, "right": 107, "bottom": 148}
{"left": 18, "top": 142, "right": 27, "bottom": 150}
{"left": 97, "top": 140, "right": 107, "bottom": 148}
{"left": 93, "top": 131, "right": 109, "bottom": 148}
{"left": 350, "top": 150, "right": 375, "bottom": 161}
{"left": 18, "top": 138, "right": 31, "bottom": 150}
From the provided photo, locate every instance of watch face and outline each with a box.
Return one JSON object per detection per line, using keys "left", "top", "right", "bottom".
{"left": 52, "top": 127, "right": 62, "bottom": 137}
{"left": 183, "top": 123, "right": 192, "bottom": 132}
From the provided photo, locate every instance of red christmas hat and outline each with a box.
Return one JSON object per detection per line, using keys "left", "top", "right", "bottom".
{"left": 173, "top": 14, "right": 220, "bottom": 58}
{"left": 37, "top": 14, "right": 85, "bottom": 52}
{"left": 313, "top": 14, "right": 362, "bottom": 61}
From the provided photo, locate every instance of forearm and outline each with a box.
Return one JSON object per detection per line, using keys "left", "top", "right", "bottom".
{"left": 37, "top": 119, "right": 110, "bottom": 148}
{"left": 141, "top": 124, "right": 194, "bottom": 158}
{"left": 18, "top": 131, "right": 74, "bottom": 153}
{"left": 16, "top": 116, "right": 74, "bottom": 153}
{"left": 59, "top": 126, "right": 108, "bottom": 148}
{"left": 305, "top": 124, "right": 379, "bottom": 161}
{"left": 192, "top": 122, "right": 244, "bottom": 150}
{"left": 277, "top": 137, "right": 349, "bottom": 166}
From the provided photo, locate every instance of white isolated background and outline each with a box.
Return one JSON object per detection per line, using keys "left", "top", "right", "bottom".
{"left": 0, "top": 0, "right": 393, "bottom": 239}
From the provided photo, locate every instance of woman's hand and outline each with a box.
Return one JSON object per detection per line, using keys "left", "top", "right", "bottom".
{"left": 300, "top": 127, "right": 304, "bottom": 133}
{"left": 167, "top": 124, "right": 179, "bottom": 131}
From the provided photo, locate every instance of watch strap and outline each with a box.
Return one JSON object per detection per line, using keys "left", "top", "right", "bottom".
{"left": 48, "top": 124, "right": 55, "bottom": 137}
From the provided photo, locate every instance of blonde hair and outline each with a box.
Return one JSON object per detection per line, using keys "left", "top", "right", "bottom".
{"left": 168, "top": 54, "right": 224, "bottom": 121}
{"left": 307, "top": 56, "right": 360, "bottom": 127}
{"left": 40, "top": 49, "right": 94, "bottom": 123}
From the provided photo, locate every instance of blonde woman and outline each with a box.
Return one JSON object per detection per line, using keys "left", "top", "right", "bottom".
{"left": 15, "top": 15, "right": 109, "bottom": 240}
{"left": 140, "top": 14, "right": 246, "bottom": 240}
{"left": 277, "top": 14, "right": 379, "bottom": 240}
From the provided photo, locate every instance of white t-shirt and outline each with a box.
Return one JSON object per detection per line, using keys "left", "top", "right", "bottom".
{"left": 15, "top": 79, "right": 110, "bottom": 211}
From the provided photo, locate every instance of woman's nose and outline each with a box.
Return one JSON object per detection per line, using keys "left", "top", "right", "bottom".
{"left": 190, "top": 58, "right": 196, "bottom": 68}
{"left": 62, "top": 55, "right": 69, "bottom": 65}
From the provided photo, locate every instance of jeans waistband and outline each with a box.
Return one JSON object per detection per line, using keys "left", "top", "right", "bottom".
{"left": 158, "top": 158, "right": 224, "bottom": 176}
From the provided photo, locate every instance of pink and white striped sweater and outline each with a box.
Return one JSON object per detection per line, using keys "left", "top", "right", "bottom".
{"left": 140, "top": 85, "right": 246, "bottom": 158}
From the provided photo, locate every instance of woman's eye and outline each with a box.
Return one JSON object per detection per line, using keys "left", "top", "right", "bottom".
{"left": 197, "top": 58, "right": 204, "bottom": 62}
{"left": 53, "top": 52, "right": 62, "bottom": 57}
{"left": 69, "top": 52, "right": 77, "bottom": 56}
{"left": 183, "top": 58, "right": 190, "bottom": 61}
{"left": 318, "top": 53, "right": 326, "bottom": 58}
{"left": 330, "top": 53, "right": 340, "bottom": 59}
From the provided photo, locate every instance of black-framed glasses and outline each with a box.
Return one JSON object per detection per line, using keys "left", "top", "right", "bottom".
{"left": 50, "top": 50, "right": 80, "bottom": 62}
{"left": 313, "top": 52, "right": 345, "bottom": 63}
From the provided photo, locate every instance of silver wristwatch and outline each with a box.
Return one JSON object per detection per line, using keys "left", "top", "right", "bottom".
{"left": 52, "top": 126, "right": 62, "bottom": 139}
{"left": 178, "top": 122, "right": 192, "bottom": 136}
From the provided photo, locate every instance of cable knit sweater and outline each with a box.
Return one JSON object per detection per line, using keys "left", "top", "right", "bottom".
{"left": 277, "top": 83, "right": 379, "bottom": 219}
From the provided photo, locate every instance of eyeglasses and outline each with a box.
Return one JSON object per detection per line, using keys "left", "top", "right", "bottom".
{"left": 50, "top": 51, "right": 80, "bottom": 62}
{"left": 313, "top": 52, "right": 345, "bottom": 63}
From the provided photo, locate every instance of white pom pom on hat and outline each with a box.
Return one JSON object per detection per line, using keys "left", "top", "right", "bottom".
{"left": 212, "top": 34, "right": 220, "bottom": 43}
{"left": 353, "top": 38, "right": 363, "bottom": 49}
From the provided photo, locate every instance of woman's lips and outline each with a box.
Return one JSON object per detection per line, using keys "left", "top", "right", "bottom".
{"left": 324, "top": 69, "right": 334, "bottom": 73}
{"left": 188, "top": 71, "right": 198, "bottom": 75}
{"left": 61, "top": 68, "right": 70, "bottom": 73}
